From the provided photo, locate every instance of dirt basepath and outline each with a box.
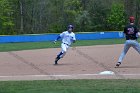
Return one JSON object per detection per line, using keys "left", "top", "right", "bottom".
{"left": 0, "top": 44, "right": 140, "bottom": 81}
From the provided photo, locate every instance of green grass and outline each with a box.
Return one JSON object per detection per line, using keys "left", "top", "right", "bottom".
{"left": 0, "top": 79, "right": 140, "bottom": 93}
{"left": 0, "top": 38, "right": 127, "bottom": 52}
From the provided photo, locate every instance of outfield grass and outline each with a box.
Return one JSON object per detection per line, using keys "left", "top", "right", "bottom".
{"left": 0, "top": 38, "right": 127, "bottom": 52}
{"left": 0, "top": 79, "right": 140, "bottom": 93}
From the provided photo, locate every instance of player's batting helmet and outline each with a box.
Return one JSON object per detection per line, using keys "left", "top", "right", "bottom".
{"left": 68, "top": 25, "right": 74, "bottom": 29}
{"left": 129, "top": 16, "right": 135, "bottom": 23}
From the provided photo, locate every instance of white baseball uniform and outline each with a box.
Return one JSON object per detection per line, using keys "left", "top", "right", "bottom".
{"left": 54, "top": 25, "right": 76, "bottom": 65}
{"left": 60, "top": 31, "right": 76, "bottom": 53}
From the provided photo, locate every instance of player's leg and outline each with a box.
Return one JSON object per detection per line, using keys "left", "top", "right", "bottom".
{"left": 54, "top": 43, "right": 68, "bottom": 64}
{"left": 132, "top": 41, "right": 140, "bottom": 54}
{"left": 55, "top": 52, "right": 62, "bottom": 65}
{"left": 116, "top": 41, "right": 131, "bottom": 67}
{"left": 60, "top": 43, "right": 68, "bottom": 58}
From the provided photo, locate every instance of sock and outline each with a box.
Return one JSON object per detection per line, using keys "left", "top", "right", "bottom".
{"left": 57, "top": 52, "right": 63, "bottom": 59}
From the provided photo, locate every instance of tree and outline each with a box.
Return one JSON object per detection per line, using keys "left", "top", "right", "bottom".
{"left": 135, "top": 0, "right": 140, "bottom": 28}
{"left": 106, "top": 3, "right": 126, "bottom": 31}
{"left": 124, "top": 0, "right": 136, "bottom": 17}
{"left": 1, "top": 0, "right": 140, "bottom": 34}
{"left": 0, "top": 0, "right": 15, "bottom": 34}
{"left": 88, "top": 0, "right": 113, "bottom": 31}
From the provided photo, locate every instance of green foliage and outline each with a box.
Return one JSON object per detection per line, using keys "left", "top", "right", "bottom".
{"left": 64, "top": 0, "right": 82, "bottom": 24}
{"left": 106, "top": 3, "right": 126, "bottom": 31}
{"left": 0, "top": 0, "right": 140, "bottom": 34}
{"left": 48, "top": 23, "right": 65, "bottom": 33}
{"left": 0, "top": 0, "right": 15, "bottom": 35}
{"left": 64, "top": 0, "right": 92, "bottom": 32}
{"left": 64, "top": 0, "right": 82, "bottom": 13}
{"left": 87, "top": 0, "right": 112, "bottom": 31}
{"left": 75, "top": 10, "right": 92, "bottom": 32}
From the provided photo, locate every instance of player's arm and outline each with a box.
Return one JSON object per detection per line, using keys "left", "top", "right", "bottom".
{"left": 138, "top": 32, "right": 140, "bottom": 37}
{"left": 136, "top": 27, "right": 140, "bottom": 37}
{"left": 70, "top": 38, "right": 76, "bottom": 43}
{"left": 53, "top": 32, "right": 64, "bottom": 43}
{"left": 137, "top": 29, "right": 140, "bottom": 37}
{"left": 53, "top": 35, "right": 61, "bottom": 44}
{"left": 55, "top": 35, "right": 61, "bottom": 41}
{"left": 123, "top": 26, "right": 127, "bottom": 37}
{"left": 73, "top": 40, "right": 76, "bottom": 43}
{"left": 134, "top": 26, "right": 140, "bottom": 37}
{"left": 72, "top": 34, "right": 76, "bottom": 43}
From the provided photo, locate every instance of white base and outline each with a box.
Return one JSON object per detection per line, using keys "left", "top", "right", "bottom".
{"left": 99, "top": 71, "right": 115, "bottom": 75}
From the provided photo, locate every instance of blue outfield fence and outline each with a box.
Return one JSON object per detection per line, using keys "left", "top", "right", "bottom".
{"left": 0, "top": 32, "right": 124, "bottom": 43}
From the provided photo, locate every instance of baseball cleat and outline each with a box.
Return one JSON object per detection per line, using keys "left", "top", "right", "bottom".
{"left": 54, "top": 57, "right": 59, "bottom": 65}
{"left": 115, "top": 62, "right": 121, "bottom": 67}
{"left": 54, "top": 61, "right": 58, "bottom": 65}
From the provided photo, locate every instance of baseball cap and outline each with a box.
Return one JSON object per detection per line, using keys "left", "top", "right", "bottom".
{"left": 129, "top": 16, "right": 135, "bottom": 23}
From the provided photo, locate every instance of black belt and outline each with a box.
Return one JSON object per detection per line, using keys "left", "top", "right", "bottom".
{"left": 63, "top": 43, "right": 70, "bottom": 46}
{"left": 127, "top": 39, "right": 137, "bottom": 40}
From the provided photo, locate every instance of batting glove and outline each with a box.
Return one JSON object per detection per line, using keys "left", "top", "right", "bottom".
{"left": 53, "top": 40, "right": 57, "bottom": 44}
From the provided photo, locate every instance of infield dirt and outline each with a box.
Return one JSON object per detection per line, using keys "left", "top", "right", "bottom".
{"left": 0, "top": 44, "right": 140, "bottom": 80}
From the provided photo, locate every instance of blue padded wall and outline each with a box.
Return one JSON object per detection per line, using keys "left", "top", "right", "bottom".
{"left": 0, "top": 32, "right": 124, "bottom": 43}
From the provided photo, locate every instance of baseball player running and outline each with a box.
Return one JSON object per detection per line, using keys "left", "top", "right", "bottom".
{"left": 53, "top": 25, "right": 76, "bottom": 65}
{"left": 116, "top": 16, "right": 140, "bottom": 67}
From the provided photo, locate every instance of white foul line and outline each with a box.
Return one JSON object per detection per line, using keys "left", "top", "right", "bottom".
{"left": 0, "top": 73, "right": 140, "bottom": 78}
